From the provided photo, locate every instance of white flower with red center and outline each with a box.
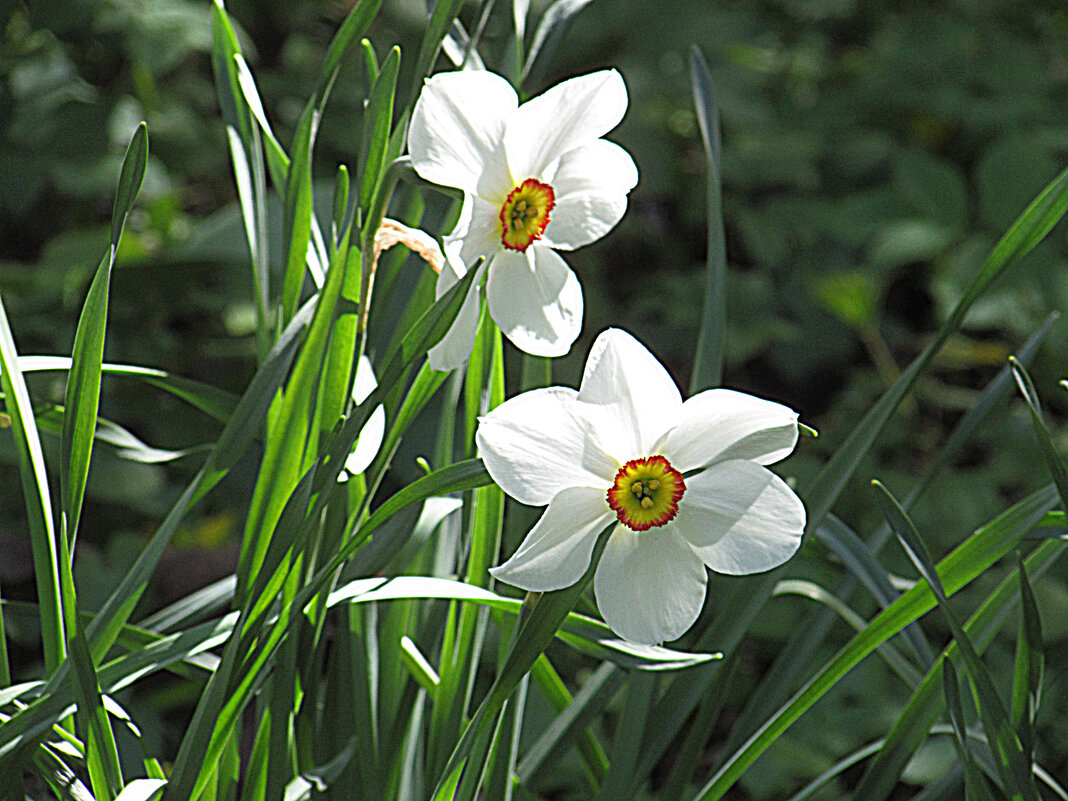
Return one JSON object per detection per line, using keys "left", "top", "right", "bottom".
{"left": 476, "top": 329, "right": 807, "bottom": 645}
{"left": 407, "top": 69, "right": 638, "bottom": 370}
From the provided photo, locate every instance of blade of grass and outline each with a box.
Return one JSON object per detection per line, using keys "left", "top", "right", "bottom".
{"left": 516, "top": 660, "right": 619, "bottom": 788}
{"left": 815, "top": 515, "right": 934, "bottom": 669}
{"left": 359, "top": 46, "right": 400, "bottom": 222}
{"left": 595, "top": 672, "right": 657, "bottom": 801}
{"left": 772, "top": 579, "right": 923, "bottom": 688}
{"left": 59, "top": 554, "right": 123, "bottom": 800}
{"left": 0, "top": 293, "right": 65, "bottom": 671}
{"left": 1011, "top": 356, "right": 1068, "bottom": 506}
{"left": 14, "top": 357, "right": 239, "bottom": 423}
{"left": 718, "top": 314, "right": 1056, "bottom": 764}
{"left": 61, "top": 122, "right": 148, "bottom": 552}
{"left": 688, "top": 481, "right": 1058, "bottom": 801}
{"left": 434, "top": 528, "right": 612, "bottom": 801}
{"left": 1010, "top": 556, "right": 1043, "bottom": 762}
{"left": 689, "top": 46, "right": 726, "bottom": 393}
{"left": 873, "top": 481, "right": 1039, "bottom": 801}
{"left": 520, "top": 0, "right": 594, "bottom": 83}
{"left": 411, "top": 0, "right": 466, "bottom": 98}
{"left": 943, "top": 659, "right": 998, "bottom": 801}
{"left": 853, "top": 535, "right": 1066, "bottom": 801}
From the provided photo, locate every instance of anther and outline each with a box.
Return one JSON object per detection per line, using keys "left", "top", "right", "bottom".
{"left": 640, "top": 497, "right": 654, "bottom": 509}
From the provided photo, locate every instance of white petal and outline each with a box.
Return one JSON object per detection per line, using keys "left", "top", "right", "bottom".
{"left": 542, "top": 140, "right": 637, "bottom": 250}
{"left": 576, "top": 328, "right": 682, "bottom": 457}
{"left": 486, "top": 247, "right": 582, "bottom": 358}
{"left": 345, "top": 404, "right": 386, "bottom": 476}
{"left": 351, "top": 355, "right": 377, "bottom": 404}
{"left": 594, "top": 525, "right": 706, "bottom": 644}
{"left": 343, "top": 356, "right": 386, "bottom": 475}
{"left": 427, "top": 248, "right": 487, "bottom": 371}
{"left": 408, "top": 70, "right": 516, "bottom": 198}
{"left": 543, "top": 192, "right": 628, "bottom": 251}
{"left": 505, "top": 70, "right": 629, "bottom": 179}
{"left": 490, "top": 487, "right": 615, "bottom": 591}
{"left": 674, "top": 460, "right": 805, "bottom": 575}
{"left": 476, "top": 387, "right": 618, "bottom": 505}
{"left": 448, "top": 194, "right": 503, "bottom": 266}
{"left": 655, "top": 389, "right": 800, "bottom": 472}
{"left": 550, "top": 139, "right": 639, "bottom": 195}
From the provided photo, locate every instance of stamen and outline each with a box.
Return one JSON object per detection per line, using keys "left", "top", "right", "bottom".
{"left": 499, "top": 178, "right": 555, "bottom": 252}
{"left": 606, "top": 455, "right": 687, "bottom": 532}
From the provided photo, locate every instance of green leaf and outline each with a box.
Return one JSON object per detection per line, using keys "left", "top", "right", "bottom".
{"left": 689, "top": 45, "right": 727, "bottom": 393}
{"left": 943, "top": 659, "right": 996, "bottom": 801}
{"left": 1010, "top": 557, "right": 1043, "bottom": 761}
{"left": 873, "top": 480, "right": 1039, "bottom": 801}
{"left": 516, "top": 661, "right": 617, "bottom": 787}
{"left": 239, "top": 242, "right": 351, "bottom": 599}
{"left": 521, "top": 0, "right": 594, "bottom": 83}
{"left": 280, "top": 99, "right": 321, "bottom": 320}
{"left": 109, "top": 122, "right": 149, "bottom": 251}
{"left": 319, "top": 0, "right": 384, "bottom": 96}
{"left": 411, "top": 0, "right": 466, "bottom": 92}
{"left": 1011, "top": 356, "right": 1068, "bottom": 509}
{"left": 433, "top": 528, "right": 612, "bottom": 801}
{"left": 12, "top": 357, "right": 219, "bottom": 416}
{"left": 803, "top": 163, "right": 1068, "bottom": 535}
{"left": 0, "top": 293, "right": 64, "bottom": 671}
{"left": 360, "top": 47, "right": 400, "bottom": 218}
{"left": 400, "top": 635, "right": 441, "bottom": 692}
{"left": 597, "top": 672, "right": 657, "bottom": 801}
{"left": 853, "top": 537, "right": 1067, "bottom": 801}
{"left": 772, "top": 579, "right": 922, "bottom": 687}
{"left": 62, "top": 122, "right": 148, "bottom": 552}
{"left": 690, "top": 482, "right": 1057, "bottom": 801}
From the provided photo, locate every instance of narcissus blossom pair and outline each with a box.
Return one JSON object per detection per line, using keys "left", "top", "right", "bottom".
{"left": 477, "top": 329, "right": 806, "bottom": 645}
{"left": 407, "top": 69, "right": 637, "bottom": 370}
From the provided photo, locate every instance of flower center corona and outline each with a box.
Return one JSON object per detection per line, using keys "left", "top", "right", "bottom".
{"left": 499, "top": 178, "right": 555, "bottom": 252}
{"left": 607, "top": 455, "right": 686, "bottom": 532}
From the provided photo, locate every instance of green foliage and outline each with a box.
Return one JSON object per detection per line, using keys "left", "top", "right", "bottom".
{"left": 2, "top": 1, "right": 1068, "bottom": 800}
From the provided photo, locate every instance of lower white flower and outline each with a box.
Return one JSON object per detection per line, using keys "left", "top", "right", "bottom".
{"left": 476, "top": 328, "right": 807, "bottom": 645}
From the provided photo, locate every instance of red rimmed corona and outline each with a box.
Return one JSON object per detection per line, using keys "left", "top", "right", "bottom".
{"left": 606, "top": 455, "right": 686, "bottom": 531}
{"left": 499, "top": 178, "right": 555, "bottom": 251}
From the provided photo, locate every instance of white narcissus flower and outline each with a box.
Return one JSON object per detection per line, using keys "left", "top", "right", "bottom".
{"left": 407, "top": 69, "right": 638, "bottom": 370}
{"left": 477, "top": 329, "right": 807, "bottom": 645}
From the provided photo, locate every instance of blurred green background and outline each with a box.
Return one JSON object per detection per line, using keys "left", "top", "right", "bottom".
{"left": 3, "top": 0, "right": 1068, "bottom": 795}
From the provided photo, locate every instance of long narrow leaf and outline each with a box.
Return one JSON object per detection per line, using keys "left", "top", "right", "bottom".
{"left": 873, "top": 481, "right": 1038, "bottom": 801}
{"left": 0, "top": 294, "right": 64, "bottom": 670}
{"left": 688, "top": 46, "right": 726, "bottom": 393}
{"left": 62, "top": 123, "right": 148, "bottom": 550}
{"left": 689, "top": 482, "right": 1057, "bottom": 800}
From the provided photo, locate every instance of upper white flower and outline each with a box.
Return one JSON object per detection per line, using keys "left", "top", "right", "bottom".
{"left": 407, "top": 69, "right": 638, "bottom": 370}
{"left": 476, "top": 329, "right": 806, "bottom": 645}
